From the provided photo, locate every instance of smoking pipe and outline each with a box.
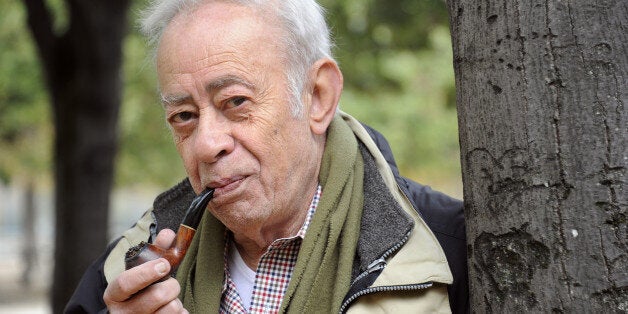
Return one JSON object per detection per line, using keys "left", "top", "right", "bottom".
{"left": 124, "top": 188, "right": 214, "bottom": 276}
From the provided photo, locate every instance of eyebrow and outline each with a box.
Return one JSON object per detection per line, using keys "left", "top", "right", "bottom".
{"left": 160, "top": 75, "right": 256, "bottom": 107}
{"left": 160, "top": 93, "right": 191, "bottom": 107}
{"left": 206, "top": 75, "right": 255, "bottom": 93}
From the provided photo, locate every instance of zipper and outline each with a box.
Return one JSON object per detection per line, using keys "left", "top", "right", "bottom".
{"left": 340, "top": 230, "right": 413, "bottom": 313}
{"left": 339, "top": 183, "right": 436, "bottom": 313}
{"left": 339, "top": 281, "right": 434, "bottom": 313}
{"left": 350, "top": 257, "right": 385, "bottom": 285}
{"left": 350, "top": 229, "right": 411, "bottom": 286}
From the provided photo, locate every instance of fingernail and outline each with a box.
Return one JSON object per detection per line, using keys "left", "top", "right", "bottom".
{"left": 155, "top": 261, "right": 167, "bottom": 275}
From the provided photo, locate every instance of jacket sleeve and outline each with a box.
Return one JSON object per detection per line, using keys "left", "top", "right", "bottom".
{"left": 64, "top": 238, "right": 121, "bottom": 314}
{"left": 362, "top": 123, "right": 469, "bottom": 314}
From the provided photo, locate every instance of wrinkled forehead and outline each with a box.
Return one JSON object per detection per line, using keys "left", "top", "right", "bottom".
{"left": 163, "top": 0, "right": 280, "bottom": 40}
{"left": 158, "top": 2, "right": 284, "bottom": 58}
{"left": 158, "top": 3, "right": 281, "bottom": 64}
{"left": 154, "top": 1, "right": 293, "bottom": 94}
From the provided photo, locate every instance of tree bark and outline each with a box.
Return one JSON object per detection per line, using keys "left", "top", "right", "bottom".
{"left": 447, "top": 0, "right": 626, "bottom": 312}
{"left": 23, "top": 0, "right": 130, "bottom": 312}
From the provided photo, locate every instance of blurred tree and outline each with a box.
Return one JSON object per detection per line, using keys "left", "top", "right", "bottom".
{"left": 20, "top": 0, "right": 130, "bottom": 312}
{"left": 449, "top": 0, "right": 626, "bottom": 311}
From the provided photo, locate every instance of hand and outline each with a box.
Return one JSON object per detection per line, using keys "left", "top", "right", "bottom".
{"left": 104, "top": 229, "right": 188, "bottom": 313}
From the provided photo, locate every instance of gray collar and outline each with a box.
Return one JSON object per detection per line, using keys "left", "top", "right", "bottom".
{"left": 353, "top": 143, "right": 414, "bottom": 278}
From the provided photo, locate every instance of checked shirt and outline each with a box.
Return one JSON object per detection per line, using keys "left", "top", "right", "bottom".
{"left": 220, "top": 185, "right": 322, "bottom": 314}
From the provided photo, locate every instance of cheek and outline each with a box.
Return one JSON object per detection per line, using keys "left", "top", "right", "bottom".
{"left": 175, "top": 138, "right": 191, "bottom": 164}
{"left": 238, "top": 115, "right": 285, "bottom": 155}
{"left": 175, "top": 139, "right": 202, "bottom": 185}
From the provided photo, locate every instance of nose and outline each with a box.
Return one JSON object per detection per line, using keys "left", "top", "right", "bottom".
{"left": 193, "top": 113, "right": 235, "bottom": 164}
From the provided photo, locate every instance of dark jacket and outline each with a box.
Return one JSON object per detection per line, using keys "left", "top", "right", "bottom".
{"left": 65, "top": 122, "right": 468, "bottom": 313}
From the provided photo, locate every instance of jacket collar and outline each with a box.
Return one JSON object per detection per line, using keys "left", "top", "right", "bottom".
{"left": 353, "top": 142, "right": 414, "bottom": 278}
{"left": 152, "top": 179, "right": 195, "bottom": 239}
{"left": 341, "top": 111, "right": 453, "bottom": 286}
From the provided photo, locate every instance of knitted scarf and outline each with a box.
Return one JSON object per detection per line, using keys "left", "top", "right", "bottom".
{"left": 176, "top": 115, "right": 364, "bottom": 313}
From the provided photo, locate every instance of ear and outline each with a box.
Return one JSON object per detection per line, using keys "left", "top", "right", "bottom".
{"left": 307, "top": 58, "right": 343, "bottom": 135}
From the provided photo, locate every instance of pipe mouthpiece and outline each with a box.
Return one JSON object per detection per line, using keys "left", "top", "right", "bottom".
{"left": 181, "top": 188, "right": 214, "bottom": 228}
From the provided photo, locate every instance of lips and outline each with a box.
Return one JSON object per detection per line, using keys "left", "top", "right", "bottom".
{"left": 206, "top": 175, "right": 247, "bottom": 195}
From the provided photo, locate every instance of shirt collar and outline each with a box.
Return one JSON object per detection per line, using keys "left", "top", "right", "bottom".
{"left": 291, "top": 184, "right": 322, "bottom": 240}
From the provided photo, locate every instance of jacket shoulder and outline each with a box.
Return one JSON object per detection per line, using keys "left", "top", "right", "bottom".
{"left": 65, "top": 238, "right": 121, "bottom": 313}
{"left": 362, "top": 123, "right": 469, "bottom": 314}
{"left": 65, "top": 179, "right": 197, "bottom": 313}
{"left": 362, "top": 123, "right": 465, "bottom": 237}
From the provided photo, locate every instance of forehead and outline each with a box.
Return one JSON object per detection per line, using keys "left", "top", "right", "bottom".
{"left": 156, "top": 2, "right": 284, "bottom": 76}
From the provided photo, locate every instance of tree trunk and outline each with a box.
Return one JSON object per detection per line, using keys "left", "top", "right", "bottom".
{"left": 447, "top": 0, "right": 626, "bottom": 312}
{"left": 23, "top": 0, "right": 130, "bottom": 312}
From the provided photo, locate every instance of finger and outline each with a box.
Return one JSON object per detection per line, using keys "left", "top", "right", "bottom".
{"left": 154, "top": 228, "right": 177, "bottom": 249}
{"left": 105, "top": 277, "right": 181, "bottom": 314}
{"left": 104, "top": 258, "right": 171, "bottom": 302}
{"left": 128, "top": 277, "right": 182, "bottom": 313}
{"left": 154, "top": 298, "right": 186, "bottom": 314}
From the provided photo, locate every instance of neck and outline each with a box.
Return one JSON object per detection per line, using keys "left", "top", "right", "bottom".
{"left": 231, "top": 182, "right": 319, "bottom": 269}
{"left": 232, "top": 205, "right": 309, "bottom": 269}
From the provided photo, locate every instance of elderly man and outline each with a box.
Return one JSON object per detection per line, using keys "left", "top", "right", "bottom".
{"left": 66, "top": 0, "right": 467, "bottom": 313}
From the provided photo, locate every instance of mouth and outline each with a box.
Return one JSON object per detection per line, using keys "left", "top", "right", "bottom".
{"left": 206, "top": 175, "right": 247, "bottom": 197}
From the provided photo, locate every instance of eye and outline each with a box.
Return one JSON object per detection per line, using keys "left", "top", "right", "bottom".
{"left": 225, "top": 96, "right": 248, "bottom": 109}
{"left": 169, "top": 111, "right": 197, "bottom": 124}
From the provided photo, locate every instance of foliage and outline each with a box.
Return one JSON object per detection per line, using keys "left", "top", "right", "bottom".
{"left": 340, "top": 27, "right": 461, "bottom": 195}
{"left": 322, "top": 0, "right": 450, "bottom": 90}
{"left": 0, "top": 0, "right": 51, "bottom": 184}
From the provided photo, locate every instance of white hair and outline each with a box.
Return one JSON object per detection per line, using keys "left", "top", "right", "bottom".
{"left": 140, "top": 0, "right": 334, "bottom": 117}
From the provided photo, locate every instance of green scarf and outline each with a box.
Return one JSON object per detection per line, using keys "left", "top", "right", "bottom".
{"left": 177, "top": 115, "right": 365, "bottom": 313}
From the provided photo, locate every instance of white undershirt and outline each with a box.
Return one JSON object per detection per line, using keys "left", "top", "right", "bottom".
{"left": 228, "top": 241, "right": 256, "bottom": 311}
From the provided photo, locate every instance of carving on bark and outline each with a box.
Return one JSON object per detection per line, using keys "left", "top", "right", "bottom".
{"left": 473, "top": 224, "right": 550, "bottom": 311}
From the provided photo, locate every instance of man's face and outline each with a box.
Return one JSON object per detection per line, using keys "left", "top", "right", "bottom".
{"left": 157, "top": 2, "right": 322, "bottom": 238}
